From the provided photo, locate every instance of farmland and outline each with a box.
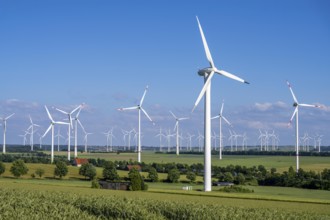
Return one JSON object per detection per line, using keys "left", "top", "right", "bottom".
{"left": 1, "top": 151, "right": 330, "bottom": 219}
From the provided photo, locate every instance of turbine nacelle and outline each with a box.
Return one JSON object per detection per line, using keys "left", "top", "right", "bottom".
{"left": 293, "top": 102, "right": 298, "bottom": 107}
{"left": 198, "top": 68, "right": 214, "bottom": 76}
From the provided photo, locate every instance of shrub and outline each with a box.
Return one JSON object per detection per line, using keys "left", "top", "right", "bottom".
{"left": 91, "top": 178, "right": 100, "bottom": 189}
{"left": 0, "top": 162, "right": 5, "bottom": 176}
{"left": 54, "top": 161, "right": 68, "bottom": 179}
{"left": 219, "top": 185, "right": 254, "bottom": 193}
{"left": 147, "top": 167, "right": 158, "bottom": 182}
{"left": 186, "top": 171, "right": 196, "bottom": 183}
{"left": 10, "top": 159, "right": 29, "bottom": 178}
{"left": 129, "top": 168, "right": 143, "bottom": 191}
{"left": 102, "top": 161, "right": 119, "bottom": 181}
{"left": 35, "top": 168, "right": 45, "bottom": 178}
{"left": 167, "top": 168, "right": 180, "bottom": 183}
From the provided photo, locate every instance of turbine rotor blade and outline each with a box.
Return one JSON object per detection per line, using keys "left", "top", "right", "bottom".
{"left": 174, "top": 121, "right": 178, "bottom": 131}
{"left": 45, "top": 106, "right": 54, "bottom": 122}
{"left": 5, "top": 113, "right": 15, "bottom": 120}
{"left": 42, "top": 124, "right": 52, "bottom": 138}
{"left": 141, "top": 108, "right": 153, "bottom": 122}
{"left": 192, "top": 71, "right": 215, "bottom": 112}
{"left": 216, "top": 70, "right": 248, "bottom": 84}
{"left": 299, "top": 103, "right": 320, "bottom": 108}
{"left": 70, "top": 105, "right": 81, "bottom": 114}
{"left": 222, "top": 116, "right": 232, "bottom": 126}
{"left": 169, "top": 111, "right": 177, "bottom": 119}
{"left": 286, "top": 81, "right": 298, "bottom": 103}
{"left": 220, "top": 102, "right": 224, "bottom": 114}
{"left": 56, "top": 108, "right": 68, "bottom": 115}
{"left": 118, "top": 106, "right": 139, "bottom": 111}
{"left": 140, "top": 86, "right": 149, "bottom": 106}
{"left": 196, "top": 16, "right": 214, "bottom": 68}
{"left": 288, "top": 107, "right": 298, "bottom": 127}
{"left": 211, "top": 115, "right": 220, "bottom": 120}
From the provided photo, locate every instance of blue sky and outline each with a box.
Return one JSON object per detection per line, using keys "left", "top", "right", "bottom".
{"left": 1, "top": 0, "right": 330, "bottom": 148}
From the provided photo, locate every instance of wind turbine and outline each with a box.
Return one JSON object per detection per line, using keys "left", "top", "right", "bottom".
{"left": 117, "top": 86, "right": 154, "bottom": 163}
{"left": 42, "top": 106, "right": 69, "bottom": 163}
{"left": 155, "top": 127, "right": 165, "bottom": 152}
{"left": 54, "top": 128, "right": 64, "bottom": 152}
{"left": 72, "top": 106, "right": 85, "bottom": 157}
{"left": 287, "top": 81, "right": 321, "bottom": 173}
{"left": 211, "top": 101, "right": 232, "bottom": 159}
{"left": 170, "top": 111, "right": 189, "bottom": 155}
{"left": 56, "top": 104, "right": 82, "bottom": 160}
{"left": 192, "top": 17, "right": 249, "bottom": 191}
{"left": 1, "top": 113, "right": 15, "bottom": 154}
{"left": 27, "top": 115, "right": 40, "bottom": 151}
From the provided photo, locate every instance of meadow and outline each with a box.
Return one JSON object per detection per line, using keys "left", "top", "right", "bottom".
{"left": 55, "top": 150, "right": 330, "bottom": 172}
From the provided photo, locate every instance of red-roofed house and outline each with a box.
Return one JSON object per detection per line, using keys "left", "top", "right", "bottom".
{"left": 73, "top": 158, "right": 89, "bottom": 167}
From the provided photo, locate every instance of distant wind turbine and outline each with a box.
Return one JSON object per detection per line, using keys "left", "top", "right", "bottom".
{"left": 42, "top": 106, "right": 69, "bottom": 163}
{"left": 117, "top": 86, "right": 154, "bottom": 163}
{"left": 170, "top": 111, "right": 189, "bottom": 156}
{"left": 211, "top": 100, "right": 232, "bottom": 160}
{"left": 192, "top": 16, "right": 249, "bottom": 191}
{"left": 287, "top": 81, "right": 321, "bottom": 173}
{"left": 27, "top": 115, "right": 40, "bottom": 151}
{"left": 56, "top": 104, "right": 82, "bottom": 160}
{"left": 1, "top": 113, "right": 15, "bottom": 154}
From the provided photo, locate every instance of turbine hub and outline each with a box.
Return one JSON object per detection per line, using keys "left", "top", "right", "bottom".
{"left": 293, "top": 102, "right": 298, "bottom": 107}
{"left": 198, "top": 68, "right": 212, "bottom": 76}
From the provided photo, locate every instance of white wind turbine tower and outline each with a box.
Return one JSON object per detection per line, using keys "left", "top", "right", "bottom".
{"left": 42, "top": 106, "right": 69, "bottom": 163}
{"left": 117, "top": 86, "right": 154, "bottom": 163}
{"left": 170, "top": 111, "right": 189, "bottom": 156}
{"left": 1, "top": 113, "right": 15, "bottom": 154}
{"left": 196, "top": 131, "right": 204, "bottom": 152}
{"left": 287, "top": 81, "right": 321, "bottom": 173}
{"left": 28, "top": 115, "right": 40, "bottom": 151}
{"left": 192, "top": 17, "right": 249, "bottom": 192}
{"left": 211, "top": 101, "right": 232, "bottom": 159}
{"left": 56, "top": 104, "right": 82, "bottom": 160}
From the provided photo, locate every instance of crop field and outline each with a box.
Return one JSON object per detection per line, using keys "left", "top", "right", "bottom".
{"left": 52, "top": 150, "right": 330, "bottom": 172}
{"left": 0, "top": 178, "right": 330, "bottom": 219}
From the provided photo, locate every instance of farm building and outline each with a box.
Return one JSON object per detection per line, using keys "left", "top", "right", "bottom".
{"left": 99, "top": 181, "right": 130, "bottom": 190}
{"left": 127, "top": 165, "right": 142, "bottom": 171}
{"left": 212, "top": 182, "right": 234, "bottom": 187}
{"left": 73, "top": 158, "right": 89, "bottom": 167}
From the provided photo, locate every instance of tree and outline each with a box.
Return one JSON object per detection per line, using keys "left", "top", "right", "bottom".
{"left": 10, "top": 159, "right": 29, "bottom": 178}
{"left": 129, "top": 168, "right": 143, "bottom": 191}
{"left": 0, "top": 162, "right": 5, "bottom": 176}
{"left": 35, "top": 168, "right": 45, "bottom": 178}
{"left": 223, "top": 172, "right": 234, "bottom": 182}
{"left": 147, "top": 167, "right": 158, "bottom": 182}
{"left": 235, "top": 173, "right": 245, "bottom": 185}
{"left": 79, "top": 163, "right": 96, "bottom": 180}
{"left": 54, "top": 161, "right": 68, "bottom": 179}
{"left": 102, "top": 161, "right": 119, "bottom": 181}
{"left": 167, "top": 168, "right": 180, "bottom": 183}
{"left": 186, "top": 171, "right": 196, "bottom": 183}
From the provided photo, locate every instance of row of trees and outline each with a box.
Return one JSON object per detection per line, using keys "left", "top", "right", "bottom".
{"left": 0, "top": 160, "right": 69, "bottom": 179}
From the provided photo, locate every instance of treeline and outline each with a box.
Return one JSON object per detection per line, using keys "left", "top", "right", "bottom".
{"left": 87, "top": 158, "right": 330, "bottom": 191}
{"left": 160, "top": 150, "right": 330, "bottom": 156}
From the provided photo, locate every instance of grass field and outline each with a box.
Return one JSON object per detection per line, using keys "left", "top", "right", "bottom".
{"left": 50, "top": 150, "right": 330, "bottom": 172}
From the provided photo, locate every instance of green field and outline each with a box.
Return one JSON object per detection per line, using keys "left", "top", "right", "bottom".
{"left": 52, "top": 150, "right": 330, "bottom": 172}
{"left": 1, "top": 151, "right": 330, "bottom": 219}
